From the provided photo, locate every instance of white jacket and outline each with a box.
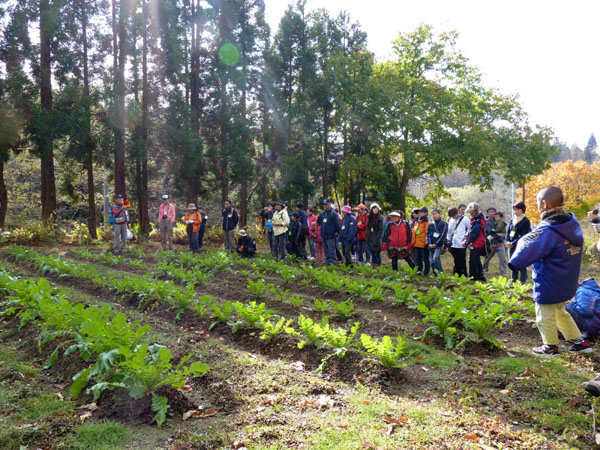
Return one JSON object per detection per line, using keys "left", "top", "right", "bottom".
{"left": 272, "top": 209, "right": 290, "bottom": 236}
{"left": 447, "top": 215, "right": 470, "bottom": 248}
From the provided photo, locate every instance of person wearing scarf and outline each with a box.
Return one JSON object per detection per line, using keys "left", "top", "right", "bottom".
{"left": 505, "top": 201, "right": 532, "bottom": 283}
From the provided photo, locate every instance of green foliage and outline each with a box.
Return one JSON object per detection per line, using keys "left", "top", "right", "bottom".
{"left": 313, "top": 299, "right": 330, "bottom": 313}
{"left": 246, "top": 278, "right": 268, "bottom": 299}
{"left": 331, "top": 299, "right": 356, "bottom": 319}
{"left": 296, "top": 314, "right": 327, "bottom": 349}
{"left": 360, "top": 334, "right": 406, "bottom": 369}
{"left": 288, "top": 295, "right": 303, "bottom": 307}
{"left": 233, "top": 301, "right": 273, "bottom": 330}
{"left": 319, "top": 322, "right": 361, "bottom": 358}
{"left": 260, "top": 316, "right": 294, "bottom": 342}
{"left": 211, "top": 301, "right": 234, "bottom": 327}
{"left": 418, "top": 302, "right": 460, "bottom": 349}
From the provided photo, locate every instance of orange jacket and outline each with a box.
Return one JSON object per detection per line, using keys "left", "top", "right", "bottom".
{"left": 411, "top": 220, "right": 429, "bottom": 248}
{"left": 183, "top": 212, "right": 203, "bottom": 233}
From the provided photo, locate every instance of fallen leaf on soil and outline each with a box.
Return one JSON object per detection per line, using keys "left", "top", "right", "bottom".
{"left": 422, "top": 367, "right": 429, "bottom": 372}
{"left": 194, "top": 330, "right": 210, "bottom": 340}
{"left": 53, "top": 383, "right": 67, "bottom": 390}
{"left": 464, "top": 433, "right": 478, "bottom": 441}
{"left": 415, "top": 355, "right": 422, "bottom": 361}
{"left": 79, "top": 412, "right": 92, "bottom": 423}
{"left": 177, "top": 385, "right": 193, "bottom": 393}
{"left": 383, "top": 416, "right": 409, "bottom": 425}
{"left": 232, "top": 440, "right": 251, "bottom": 450}
{"left": 566, "top": 395, "right": 585, "bottom": 408}
{"left": 356, "top": 375, "right": 365, "bottom": 381}
{"left": 362, "top": 401, "right": 370, "bottom": 405}
{"left": 182, "top": 408, "right": 217, "bottom": 420}
{"left": 290, "top": 361, "right": 305, "bottom": 371}
{"left": 523, "top": 366, "right": 536, "bottom": 377}
{"left": 499, "top": 389, "right": 509, "bottom": 395}
{"left": 326, "top": 422, "right": 348, "bottom": 430}
{"left": 255, "top": 394, "right": 278, "bottom": 411}
{"left": 77, "top": 403, "right": 98, "bottom": 411}
{"left": 16, "top": 423, "right": 36, "bottom": 429}
{"left": 439, "top": 411, "right": 452, "bottom": 417}
{"left": 361, "top": 438, "right": 384, "bottom": 450}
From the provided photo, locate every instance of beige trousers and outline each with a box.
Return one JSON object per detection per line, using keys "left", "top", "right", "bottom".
{"left": 535, "top": 301, "right": 582, "bottom": 346}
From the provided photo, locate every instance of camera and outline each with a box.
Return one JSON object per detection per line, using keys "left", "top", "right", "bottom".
{"left": 162, "top": 215, "right": 168, "bottom": 220}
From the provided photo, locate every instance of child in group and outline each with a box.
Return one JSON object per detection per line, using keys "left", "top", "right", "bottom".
{"left": 411, "top": 207, "right": 430, "bottom": 275}
{"left": 356, "top": 204, "right": 370, "bottom": 265}
{"left": 183, "top": 203, "right": 203, "bottom": 253}
{"left": 509, "top": 185, "right": 592, "bottom": 356}
{"left": 339, "top": 205, "right": 358, "bottom": 267}
{"left": 288, "top": 212, "right": 304, "bottom": 258}
{"left": 314, "top": 216, "right": 324, "bottom": 262}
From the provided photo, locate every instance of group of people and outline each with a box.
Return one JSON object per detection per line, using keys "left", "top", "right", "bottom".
{"left": 257, "top": 199, "right": 538, "bottom": 285}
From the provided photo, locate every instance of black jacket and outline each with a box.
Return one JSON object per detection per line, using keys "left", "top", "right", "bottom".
{"left": 237, "top": 235, "right": 256, "bottom": 254}
{"left": 506, "top": 216, "right": 532, "bottom": 246}
{"left": 366, "top": 214, "right": 384, "bottom": 252}
{"left": 289, "top": 220, "right": 303, "bottom": 245}
{"left": 222, "top": 207, "right": 239, "bottom": 231}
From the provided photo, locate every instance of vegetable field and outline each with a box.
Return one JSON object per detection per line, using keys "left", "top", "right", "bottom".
{"left": 1, "top": 243, "right": 598, "bottom": 450}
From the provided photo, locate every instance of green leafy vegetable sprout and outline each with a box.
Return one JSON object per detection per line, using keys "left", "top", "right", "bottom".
{"left": 331, "top": 299, "right": 355, "bottom": 319}
{"left": 313, "top": 299, "right": 330, "bottom": 313}
{"left": 234, "top": 301, "right": 273, "bottom": 329}
{"left": 246, "top": 278, "right": 268, "bottom": 299}
{"left": 260, "top": 316, "right": 295, "bottom": 341}
{"left": 360, "top": 334, "right": 407, "bottom": 369}
{"left": 418, "top": 302, "right": 460, "bottom": 349}
{"left": 288, "top": 295, "right": 303, "bottom": 307}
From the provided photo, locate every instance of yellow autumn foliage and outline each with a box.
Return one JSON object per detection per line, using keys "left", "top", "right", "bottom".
{"left": 525, "top": 160, "right": 600, "bottom": 222}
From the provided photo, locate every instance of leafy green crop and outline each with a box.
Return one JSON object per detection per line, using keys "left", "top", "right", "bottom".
{"left": 360, "top": 334, "right": 406, "bottom": 369}
{"left": 331, "top": 299, "right": 356, "bottom": 319}
{"left": 246, "top": 278, "right": 268, "bottom": 299}
{"left": 260, "top": 317, "right": 294, "bottom": 341}
{"left": 233, "top": 301, "right": 273, "bottom": 331}
{"left": 313, "top": 299, "right": 329, "bottom": 313}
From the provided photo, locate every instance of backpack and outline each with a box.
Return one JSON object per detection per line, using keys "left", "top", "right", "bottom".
{"left": 109, "top": 208, "right": 115, "bottom": 225}
{"left": 566, "top": 278, "right": 600, "bottom": 337}
{"left": 265, "top": 219, "right": 273, "bottom": 232}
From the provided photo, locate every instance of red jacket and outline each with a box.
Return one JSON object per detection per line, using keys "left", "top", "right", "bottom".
{"left": 387, "top": 221, "right": 410, "bottom": 248}
{"left": 468, "top": 213, "right": 487, "bottom": 248}
{"left": 356, "top": 212, "right": 368, "bottom": 241}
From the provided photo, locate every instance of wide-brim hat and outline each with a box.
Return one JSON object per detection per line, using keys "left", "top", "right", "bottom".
{"left": 238, "top": 229, "right": 247, "bottom": 236}
{"left": 389, "top": 211, "right": 402, "bottom": 218}
{"left": 187, "top": 203, "right": 196, "bottom": 210}
{"left": 370, "top": 203, "right": 381, "bottom": 211}
{"left": 357, "top": 203, "right": 366, "bottom": 210}
{"left": 341, "top": 205, "right": 352, "bottom": 214}
{"left": 465, "top": 202, "right": 479, "bottom": 214}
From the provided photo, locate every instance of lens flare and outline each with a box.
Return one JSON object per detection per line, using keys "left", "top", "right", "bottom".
{"left": 219, "top": 43, "right": 240, "bottom": 66}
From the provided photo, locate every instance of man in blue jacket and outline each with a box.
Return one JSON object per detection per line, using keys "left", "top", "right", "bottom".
{"left": 427, "top": 208, "right": 448, "bottom": 276}
{"left": 320, "top": 199, "right": 341, "bottom": 265}
{"left": 509, "top": 185, "right": 592, "bottom": 356}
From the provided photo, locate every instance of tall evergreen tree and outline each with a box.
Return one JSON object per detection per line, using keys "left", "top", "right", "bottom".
{"left": 584, "top": 133, "right": 597, "bottom": 163}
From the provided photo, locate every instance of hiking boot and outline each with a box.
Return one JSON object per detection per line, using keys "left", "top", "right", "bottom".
{"left": 568, "top": 341, "right": 593, "bottom": 354}
{"left": 532, "top": 344, "right": 560, "bottom": 356}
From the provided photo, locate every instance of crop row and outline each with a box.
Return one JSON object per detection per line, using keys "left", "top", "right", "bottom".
{"left": 0, "top": 260, "right": 209, "bottom": 426}
{"left": 4, "top": 246, "right": 409, "bottom": 370}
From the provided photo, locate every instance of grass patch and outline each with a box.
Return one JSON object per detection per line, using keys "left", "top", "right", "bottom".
{"left": 405, "top": 340, "right": 459, "bottom": 369}
{"left": 61, "top": 420, "right": 130, "bottom": 450}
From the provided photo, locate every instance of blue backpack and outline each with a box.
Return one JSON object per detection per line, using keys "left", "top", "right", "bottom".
{"left": 265, "top": 219, "right": 273, "bottom": 232}
{"left": 566, "top": 278, "right": 600, "bottom": 337}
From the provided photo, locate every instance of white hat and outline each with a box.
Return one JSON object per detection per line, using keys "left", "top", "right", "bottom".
{"left": 162, "top": 194, "right": 169, "bottom": 200}
{"left": 238, "top": 229, "right": 247, "bottom": 236}
{"left": 465, "top": 202, "right": 479, "bottom": 214}
{"left": 389, "top": 211, "right": 401, "bottom": 217}
{"left": 370, "top": 203, "right": 381, "bottom": 211}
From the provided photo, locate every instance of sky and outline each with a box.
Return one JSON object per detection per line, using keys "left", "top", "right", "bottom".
{"left": 264, "top": 0, "right": 599, "bottom": 149}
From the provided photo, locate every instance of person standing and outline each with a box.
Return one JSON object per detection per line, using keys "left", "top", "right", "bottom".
{"left": 314, "top": 216, "right": 324, "bottom": 262}
{"left": 509, "top": 185, "right": 591, "bottom": 356}
{"left": 483, "top": 210, "right": 508, "bottom": 276}
{"left": 505, "top": 201, "right": 531, "bottom": 283}
{"left": 411, "top": 207, "right": 431, "bottom": 275}
{"left": 222, "top": 200, "right": 239, "bottom": 252}
{"left": 320, "top": 199, "right": 341, "bottom": 266}
{"left": 307, "top": 207, "right": 318, "bottom": 260}
{"left": 183, "top": 203, "right": 203, "bottom": 253}
{"left": 295, "top": 202, "right": 309, "bottom": 259}
{"left": 339, "top": 205, "right": 358, "bottom": 267}
{"left": 197, "top": 205, "right": 207, "bottom": 250}
{"left": 384, "top": 210, "right": 415, "bottom": 270}
{"left": 366, "top": 203, "right": 384, "bottom": 269}
{"left": 427, "top": 208, "right": 448, "bottom": 275}
{"left": 288, "top": 212, "right": 304, "bottom": 258}
{"left": 158, "top": 194, "right": 175, "bottom": 251}
{"left": 463, "top": 202, "right": 487, "bottom": 282}
{"left": 271, "top": 200, "right": 290, "bottom": 261}
{"left": 112, "top": 194, "right": 129, "bottom": 255}
{"left": 356, "top": 204, "right": 370, "bottom": 265}
{"left": 447, "top": 207, "right": 469, "bottom": 277}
